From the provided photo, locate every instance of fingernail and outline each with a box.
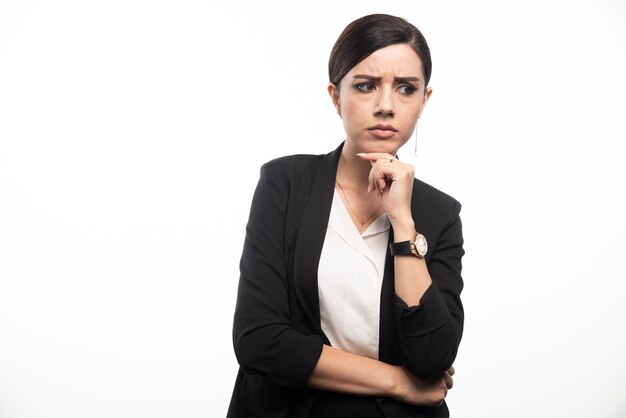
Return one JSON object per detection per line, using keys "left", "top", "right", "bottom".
{"left": 367, "top": 186, "right": 371, "bottom": 193}
{"left": 356, "top": 153, "right": 365, "bottom": 156}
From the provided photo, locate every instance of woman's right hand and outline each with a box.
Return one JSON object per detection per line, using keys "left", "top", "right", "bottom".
{"left": 392, "top": 366, "right": 455, "bottom": 406}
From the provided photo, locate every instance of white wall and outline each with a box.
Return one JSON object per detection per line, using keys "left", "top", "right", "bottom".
{"left": 1, "top": 1, "right": 625, "bottom": 417}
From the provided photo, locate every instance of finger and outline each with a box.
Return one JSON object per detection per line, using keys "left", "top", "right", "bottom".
{"left": 377, "top": 165, "right": 394, "bottom": 194}
{"left": 448, "top": 366, "right": 455, "bottom": 376}
{"left": 438, "top": 385, "right": 448, "bottom": 406}
{"left": 377, "top": 178, "right": 386, "bottom": 195}
{"left": 373, "top": 160, "right": 395, "bottom": 178}
{"left": 370, "top": 159, "right": 407, "bottom": 194}
{"left": 443, "top": 373, "right": 453, "bottom": 390}
{"left": 369, "top": 163, "right": 386, "bottom": 194}
{"left": 367, "top": 166, "right": 376, "bottom": 194}
{"left": 357, "top": 152, "right": 395, "bottom": 162}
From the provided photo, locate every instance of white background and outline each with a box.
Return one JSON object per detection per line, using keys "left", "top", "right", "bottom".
{"left": 1, "top": 0, "right": 625, "bottom": 417}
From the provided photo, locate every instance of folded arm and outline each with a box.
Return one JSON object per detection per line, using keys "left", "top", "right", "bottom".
{"left": 392, "top": 200, "right": 465, "bottom": 378}
{"left": 233, "top": 162, "right": 324, "bottom": 389}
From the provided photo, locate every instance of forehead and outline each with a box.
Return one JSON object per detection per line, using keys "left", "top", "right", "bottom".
{"left": 347, "top": 43, "right": 424, "bottom": 79}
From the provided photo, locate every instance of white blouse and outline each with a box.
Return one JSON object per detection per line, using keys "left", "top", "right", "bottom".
{"left": 318, "top": 189, "right": 390, "bottom": 360}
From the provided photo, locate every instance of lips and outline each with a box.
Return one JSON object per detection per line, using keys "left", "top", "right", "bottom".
{"left": 368, "top": 124, "right": 398, "bottom": 138}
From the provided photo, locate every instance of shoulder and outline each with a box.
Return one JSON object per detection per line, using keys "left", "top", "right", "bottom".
{"left": 251, "top": 153, "right": 328, "bottom": 227}
{"left": 258, "top": 153, "right": 326, "bottom": 188}
{"left": 412, "top": 177, "right": 462, "bottom": 219}
{"left": 257, "top": 142, "right": 343, "bottom": 186}
{"left": 260, "top": 153, "right": 324, "bottom": 175}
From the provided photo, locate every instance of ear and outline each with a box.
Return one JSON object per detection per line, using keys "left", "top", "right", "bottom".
{"left": 327, "top": 83, "right": 340, "bottom": 108}
{"left": 418, "top": 86, "right": 433, "bottom": 118}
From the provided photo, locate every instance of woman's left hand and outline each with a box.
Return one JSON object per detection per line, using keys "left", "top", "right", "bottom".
{"left": 357, "top": 152, "right": 415, "bottom": 226}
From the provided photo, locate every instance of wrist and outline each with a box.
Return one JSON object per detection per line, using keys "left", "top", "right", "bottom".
{"left": 391, "top": 218, "right": 416, "bottom": 242}
{"left": 386, "top": 366, "right": 405, "bottom": 400}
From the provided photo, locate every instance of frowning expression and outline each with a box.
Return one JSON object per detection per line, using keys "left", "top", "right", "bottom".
{"left": 329, "top": 43, "right": 432, "bottom": 155}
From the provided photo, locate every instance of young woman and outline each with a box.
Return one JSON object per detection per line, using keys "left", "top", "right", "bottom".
{"left": 227, "top": 14, "right": 465, "bottom": 418}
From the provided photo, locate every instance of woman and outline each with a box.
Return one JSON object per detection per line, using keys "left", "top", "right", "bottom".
{"left": 227, "top": 13, "right": 464, "bottom": 418}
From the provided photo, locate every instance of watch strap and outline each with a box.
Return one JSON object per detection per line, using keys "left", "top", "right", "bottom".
{"left": 389, "top": 240, "right": 414, "bottom": 256}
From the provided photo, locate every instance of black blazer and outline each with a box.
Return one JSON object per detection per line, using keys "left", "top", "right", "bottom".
{"left": 227, "top": 143, "right": 465, "bottom": 418}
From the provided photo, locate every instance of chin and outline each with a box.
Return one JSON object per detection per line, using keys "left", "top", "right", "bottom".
{"left": 366, "top": 138, "right": 406, "bottom": 155}
{"left": 345, "top": 136, "right": 407, "bottom": 155}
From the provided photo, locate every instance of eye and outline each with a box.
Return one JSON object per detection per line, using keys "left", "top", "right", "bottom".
{"left": 354, "top": 82, "right": 376, "bottom": 92}
{"left": 398, "top": 84, "right": 417, "bottom": 95}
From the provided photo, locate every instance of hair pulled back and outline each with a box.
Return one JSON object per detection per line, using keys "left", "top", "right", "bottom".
{"left": 328, "top": 14, "right": 432, "bottom": 89}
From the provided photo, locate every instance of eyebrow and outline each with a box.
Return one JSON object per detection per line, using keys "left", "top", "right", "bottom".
{"left": 352, "top": 74, "right": 421, "bottom": 83}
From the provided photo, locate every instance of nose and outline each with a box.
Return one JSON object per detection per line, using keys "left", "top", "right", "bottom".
{"left": 374, "top": 86, "right": 395, "bottom": 117}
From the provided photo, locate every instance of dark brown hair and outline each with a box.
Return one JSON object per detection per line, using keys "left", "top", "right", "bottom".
{"left": 328, "top": 14, "right": 432, "bottom": 89}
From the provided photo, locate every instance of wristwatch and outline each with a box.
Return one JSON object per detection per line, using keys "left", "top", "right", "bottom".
{"left": 389, "top": 231, "right": 428, "bottom": 258}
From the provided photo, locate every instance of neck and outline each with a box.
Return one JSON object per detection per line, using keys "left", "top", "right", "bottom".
{"left": 337, "top": 155, "right": 369, "bottom": 191}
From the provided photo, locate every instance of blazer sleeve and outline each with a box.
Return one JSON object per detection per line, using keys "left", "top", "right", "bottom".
{"left": 232, "top": 161, "right": 324, "bottom": 391}
{"left": 394, "top": 199, "right": 465, "bottom": 378}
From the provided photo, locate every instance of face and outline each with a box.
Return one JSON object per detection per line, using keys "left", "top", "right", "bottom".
{"left": 328, "top": 43, "right": 432, "bottom": 155}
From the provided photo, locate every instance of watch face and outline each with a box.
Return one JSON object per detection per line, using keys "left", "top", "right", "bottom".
{"left": 415, "top": 234, "right": 428, "bottom": 256}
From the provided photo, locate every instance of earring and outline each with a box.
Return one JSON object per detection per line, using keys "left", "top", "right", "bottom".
{"left": 414, "top": 119, "right": 419, "bottom": 157}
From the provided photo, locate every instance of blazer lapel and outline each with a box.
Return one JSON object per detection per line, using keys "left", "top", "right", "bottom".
{"left": 293, "top": 143, "right": 343, "bottom": 338}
